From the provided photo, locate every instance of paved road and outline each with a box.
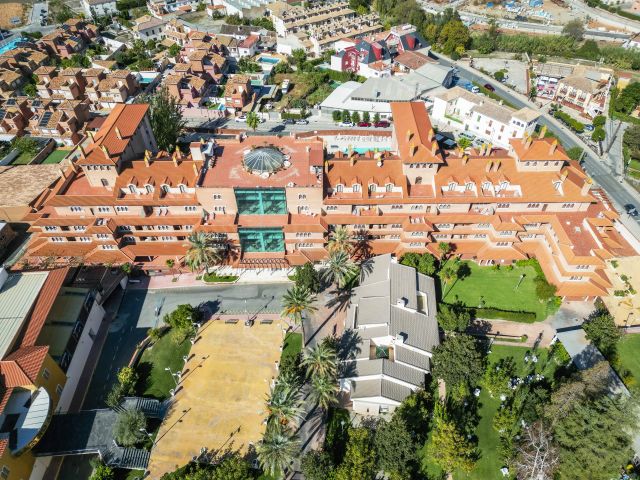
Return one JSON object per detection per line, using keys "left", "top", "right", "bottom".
{"left": 440, "top": 56, "right": 640, "bottom": 225}
{"left": 568, "top": 0, "right": 640, "bottom": 31}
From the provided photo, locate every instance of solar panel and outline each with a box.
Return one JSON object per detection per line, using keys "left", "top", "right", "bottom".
{"left": 5, "top": 98, "right": 16, "bottom": 106}
{"left": 0, "top": 109, "right": 5, "bottom": 120}
{"left": 31, "top": 99, "right": 42, "bottom": 107}
{"left": 38, "top": 111, "right": 53, "bottom": 127}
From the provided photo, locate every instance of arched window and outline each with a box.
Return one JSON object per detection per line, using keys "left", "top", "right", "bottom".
{"left": 179, "top": 184, "right": 187, "bottom": 193}
{"left": 101, "top": 179, "right": 109, "bottom": 187}
{"left": 500, "top": 181, "right": 509, "bottom": 190}
{"left": 352, "top": 183, "right": 360, "bottom": 193}
{"left": 336, "top": 184, "right": 344, "bottom": 193}
{"left": 448, "top": 182, "right": 456, "bottom": 191}
{"left": 415, "top": 176, "right": 422, "bottom": 185}
{"left": 128, "top": 184, "right": 136, "bottom": 194}
{"left": 161, "top": 184, "right": 170, "bottom": 193}
{"left": 369, "top": 184, "right": 377, "bottom": 193}
{"left": 482, "top": 181, "right": 491, "bottom": 190}
{"left": 145, "top": 184, "right": 154, "bottom": 194}
{"left": 465, "top": 182, "right": 474, "bottom": 191}
{"left": 385, "top": 183, "right": 393, "bottom": 192}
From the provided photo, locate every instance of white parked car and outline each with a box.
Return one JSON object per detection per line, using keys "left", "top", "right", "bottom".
{"left": 339, "top": 121, "right": 354, "bottom": 127}
{"left": 235, "top": 115, "right": 247, "bottom": 122}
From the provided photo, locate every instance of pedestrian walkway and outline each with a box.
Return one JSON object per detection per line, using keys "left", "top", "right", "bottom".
{"left": 144, "top": 267, "right": 294, "bottom": 290}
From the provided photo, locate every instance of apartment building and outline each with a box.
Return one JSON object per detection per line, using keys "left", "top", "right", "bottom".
{"left": 21, "top": 102, "right": 635, "bottom": 299}
{"left": 341, "top": 254, "right": 439, "bottom": 415}
{"left": 269, "top": 1, "right": 355, "bottom": 37}
{"left": 132, "top": 15, "right": 168, "bottom": 42}
{"left": 82, "top": 0, "right": 117, "bottom": 16}
{"left": 0, "top": 47, "right": 50, "bottom": 98}
{"left": 223, "top": 75, "right": 255, "bottom": 111}
{"left": 554, "top": 74, "right": 609, "bottom": 118}
{"left": 431, "top": 86, "right": 540, "bottom": 149}
{"left": 38, "top": 19, "right": 98, "bottom": 59}
{"left": 147, "top": 0, "right": 203, "bottom": 15}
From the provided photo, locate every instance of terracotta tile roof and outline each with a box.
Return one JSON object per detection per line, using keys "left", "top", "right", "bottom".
{"left": 510, "top": 137, "right": 570, "bottom": 163}
{"left": 393, "top": 50, "right": 432, "bottom": 70}
{"left": 77, "top": 104, "right": 149, "bottom": 166}
{"left": 2, "top": 345, "right": 49, "bottom": 386}
{"left": 20, "top": 268, "right": 68, "bottom": 348}
{"left": 115, "top": 155, "right": 203, "bottom": 190}
{"left": 390, "top": 102, "right": 443, "bottom": 164}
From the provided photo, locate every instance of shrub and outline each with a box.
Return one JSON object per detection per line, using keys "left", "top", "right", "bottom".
{"left": 202, "top": 273, "right": 238, "bottom": 283}
{"left": 147, "top": 327, "right": 164, "bottom": 343}
{"left": 614, "top": 290, "right": 627, "bottom": 297}
{"left": 114, "top": 409, "right": 147, "bottom": 447}
{"left": 441, "top": 303, "right": 537, "bottom": 322}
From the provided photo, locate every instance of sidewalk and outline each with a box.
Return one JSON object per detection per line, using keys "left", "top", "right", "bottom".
{"left": 144, "top": 267, "right": 295, "bottom": 290}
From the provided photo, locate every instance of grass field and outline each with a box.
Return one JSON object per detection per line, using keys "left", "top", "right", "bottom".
{"left": 281, "top": 332, "right": 302, "bottom": 362}
{"left": 615, "top": 334, "right": 640, "bottom": 385}
{"left": 420, "top": 345, "right": 558, "bottom": 479}
{"left": 10, "top": 151, "right": 34, "bottom": 165}
{"left": 42, "top": 149, "right": 68, "bottom": 164}
{"left": 136, "top": 332, "right": 191, "bottom": 400}
{"left": 440, "top": 261, "right": 547, "bottom": 320}
{"left": 0, "top": 1, "right": 26, "bottom": 29}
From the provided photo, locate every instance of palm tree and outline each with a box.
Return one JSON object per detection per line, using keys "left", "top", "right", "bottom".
{"left": 257, "top": 423, "right": 300, "bottom": 478}
{"left": 322, "top": 250, "right": 357, "bottom": 289}
{"left": 265, "top": 384, "right": 304, "bottom": 426}
{"left": 309, "top": 374, "right": 339, "bottom": 410}
{"left": 328, "top": 226, "right": 352, "bottom": 254}
{"left": 301, "top": 343, "right": 337, "bottom": 379}
{"left": 184, "top": 232, "right": 221, "bottom": 274}
{"left": 281, "top": 284, "right": 317, "bottom": 328}
{"left": 441, "top": 265, "right": 458, "bottom": 298}
{"left": 438, "top": 241, "right": 453, "bottom": 262}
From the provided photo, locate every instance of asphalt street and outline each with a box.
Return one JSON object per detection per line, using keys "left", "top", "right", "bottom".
{"left": 439, "top": 57, "right": 640, "bottom": 224}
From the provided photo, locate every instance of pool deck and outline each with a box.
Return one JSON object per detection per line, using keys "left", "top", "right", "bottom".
{"left": 147, "top": 315, "right": 285, "bottom": 478}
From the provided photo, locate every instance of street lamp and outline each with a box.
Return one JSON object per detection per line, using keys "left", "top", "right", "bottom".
{"left": 164, "top": 367, "right": 180, "bottom": 386}
{"left": 139, "top": 428, "right": 153, "bottom": 438}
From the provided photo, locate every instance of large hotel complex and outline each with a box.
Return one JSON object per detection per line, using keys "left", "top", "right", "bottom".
{"left": 22, "top": 102, "right": 634, "bottom": 299}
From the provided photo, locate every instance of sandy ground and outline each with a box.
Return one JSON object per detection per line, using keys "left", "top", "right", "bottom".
{"left": 0, "top": 2, "right": 26, "bottom": 29}
{"left": 147, "top": 315, "right": 286, "bottom": 478}
{"left": 602, "top": 257, "right": 640, "bottom": 326}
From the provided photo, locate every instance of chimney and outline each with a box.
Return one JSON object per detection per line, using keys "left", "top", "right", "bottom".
{"left": 100, "top": 145, "right": 110, "bottom": 159}
{"left": 87, "top": 130, "right": 95, "bottom": 141}
{"left": 493, "top": 160, "right": 501, "bottom": 171}
{"left": 486, "top": 160, "right": 493, "bottom": 172}
{"left": 485, "top": 143, "right": 492, "bottom": 156}
{"left": 350, "top": 155, "right": 356, "bottom": 167}
{"left": 525, "top": 135, "right": 533, "bottom": 149}
{"left": 428, "top": 127, "right": 435, "bottom": 141}
{"left": 409, "top": 141, "right": 416, "bottom": 156}
{"left": 144, "top": 149, "right": 151, "bottom": 167}
{"left": 560, "top": 169, "right": 568, "bottom": 181}
{"left": 176, "top": 148, "right": 183, "bottom": 160}
{"left": 479, "top": 143, "right": 486, "bottom": 156}
{"left": 581, "top": 177, "right": 592, "bottom": 196}
{"left": 538, "top": 125, "right": 547, "bottom": 139}
{"left": 193, "top": 163, "right": 198, "bottom": 176}
{"left": 78, "top": 143, "right": 86, "bottom": 159}
{"left": 431, "top": 141, "right": 438, "bottom": 155}
{"left": 549, "top": 139, "right": 558, "bottom": 155}
{"left": 462, "top": 154, "right": 469, "bottom": 165}
{"left": 115, "top": 126, "right": 122, "bottom": 140}
{"left": 406, "top": 129, "right": 413, "bottom": 142}
{"left": 172, "top": 151, "right": 179, "bottom": 166}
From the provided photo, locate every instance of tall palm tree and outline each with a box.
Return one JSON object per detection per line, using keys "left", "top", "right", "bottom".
{"left": 301, "top": 343, "right": 337, "bottom": 379}
{"left": 322, "top": 250, "right": 357, "bottom": 289}
{"left": 309, "top": 374, "right": 339, "bottom": 410}
{"left": 184, "top": 232, "right": 221, "bottom": 274}
{"left": 328, "top": 226, "right": 352, "bottom": 254}
{"left": 438, "top": 241, "right": 453, "bottom": 262}
{"left": 281, "top": 284, "right": 317, "bottom": 328}
{"left": 441, "top": 265, "right": 458, "bottom": 298}
{"left": 265, "top": 384, "right": 303, "bottom": 426}
{"left": 257, "top": 423, "right": 300, "bottom": 478}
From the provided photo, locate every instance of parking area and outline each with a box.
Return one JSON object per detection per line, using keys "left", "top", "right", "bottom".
{"left": 147, "top": 317, "right": 285, "bottom": 478}
{"left": 472, "top": 57, "right": 529, "bottom": 94}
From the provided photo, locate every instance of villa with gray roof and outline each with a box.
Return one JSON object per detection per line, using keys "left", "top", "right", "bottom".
{"left": 431, "top": 86, "right": 540, "bottom": 149}
{"left": 340, "top": 254, "right": 439, "bottom": 415}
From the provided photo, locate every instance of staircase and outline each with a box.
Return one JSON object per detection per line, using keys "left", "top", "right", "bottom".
{"left": 121, "top": 397, "right": 170, "bottom": 419}
{"left": 102, "top": 444, "right": 150, "bottom": 470}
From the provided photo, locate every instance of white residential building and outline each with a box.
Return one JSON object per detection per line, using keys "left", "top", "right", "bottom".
{"left": 431, "top": 86, "right": 540, "bottom": 148}
{"left": 82, "top": 0, "right": 117, "bottom": 17}
{"left": 340, "top": 255, "right": 439, "bottom": 415}
{"left": 132, "top": 15, "right": 167, "bottom": 41}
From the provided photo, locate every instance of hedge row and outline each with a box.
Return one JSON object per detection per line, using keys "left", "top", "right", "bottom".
{"left": 442, "top": 302, "right": 537, "bottom": 323}
{"left": 553, "top": 110, "right": 585, "bottom": 134}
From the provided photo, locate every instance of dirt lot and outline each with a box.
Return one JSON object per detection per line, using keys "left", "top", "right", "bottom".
{"left": 0, "top": 1, "right": 28, "bottom": 29}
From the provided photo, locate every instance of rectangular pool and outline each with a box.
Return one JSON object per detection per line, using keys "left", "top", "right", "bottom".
{"left": 258, "top": 56, "right": 279, "bottom": 64}
{"left": 0, "top": 37, "right": 24, "bottom": 55}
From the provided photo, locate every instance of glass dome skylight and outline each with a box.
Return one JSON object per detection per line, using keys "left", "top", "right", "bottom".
{"left": 243, "top": 147, "right": 285, "bottom": 175}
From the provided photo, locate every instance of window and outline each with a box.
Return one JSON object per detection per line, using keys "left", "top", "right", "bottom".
{"left": 78, "top": 237, "right": 91, "bottom": 242}
{"left": 179, "top": 184, "right": 187, "bottom": 193}
{"left": 296, "top": 232, "right": 312, "bottom": 238}
{"left": 145, "top": 184, "right": 154, "bottom": 194}
{"left": 115, "top": 206, "right": 128, "bottom": 212}
{"left": 73, "top": 225, "right": 86, "bottom": 231}
{"left": 474, "top": 233, "right": 487, "bottom": 238}
{"left": 43, "top": 368, "right": 50, "bottom": 380}
{"left": 352, "top": 184, "right": 360, "bottom": 192}
{"left": 128, "top": 184, "right": 137, "bottom": 194}
{"left": 411, "top": 231, "right": 423, "bottom": 236}
{"left": 482, "top": 181, "right": 491, "bottom": 190}
{"left": 101, "top": 178, "right": 109, "bottom": 187}
{"left": 391, "top": 204, "right": 402, "bottom": 210}
{"left": 70, "top": 206, "right": 82, "bottom": 212}
{"left": 97, "top": 206, "right": 110, "bottom": 213}
{"left": 353, "top": 224, "right": 366, "bottom": 229}
{"left": 298, "top": 194, "right": 307, "bottom": 200}
{"left": 409, "top": 242, "right": 423, "bottom": 247}
{"left": 44, "top": 226, "right": 58, "bottom": 232}
{"left": 56, "top": 384, "right": 63, "bottom": 395}
{"left": 438, "top": 204, "right": 451, "bottom": 209}
{"left": 185, "top": 206, "right": 197, "bottom": 212}
{"left": 101, "top": 245, "right": 116, "bottom": 250}
{"left": 527, "top": 203, "right": 540, "bottom": 208}
{"left": 569, "top": 276, "right": 583, "bottom": 281}
{"left": 185, "top": 225, "right": 193, "bottom": 230}
{"left": 410, "top": 205, "right": 423, "bottom": 210}
{"left": 448, "top": 182, "right": 456, "bottom": 191}
{"left": 96, "top": 234, "right": 109, "bottom": 239}
{"left": 477, "top": 223, "right": 490, "bottom": 228}
{"left": 390, "top": 234, "right": 400, "bottom": 239}
{"left": 326, "top": 205, "right": 338, "bottom": 211}
{"left": 465, "top": 182, "right": 474, "bottom": 191}
{"left": 499, "top": 181, "right": 509, "bottom": 190}
{"left": 391, "top": 224, "right": 401, "bottom": 228}
{"left": 213, "top": 206, "right": 225, "bottom": 212}
{"left": 562, "top": 203, "right": 575, "bottom": 209}
{"left": 496, "top": 241, "right": 509, "bottom": 246}
{"left": 369, "top": 184, "right": 377, "bottom": 193}
{"left": 162, "top": 184, "right": 170, "bottom": 194}
{"left": 415, "top": 176, "right": 422, "bottom": 184}
{"left": 213, "top": 194, "right": 222, "bottom": 200}
{"left": 385, "top": 183, "right": 393, "bottom": 192}
{"left": 51, "top": 237, "right": 65, "bottom": 242}
{"left": 497, "top": 203, "right": 510, "bottom": 208}
{"left": 123, "top": 235, "right": 135, "bottom": 242}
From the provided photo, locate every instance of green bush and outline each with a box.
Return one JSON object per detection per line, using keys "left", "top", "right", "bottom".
{"left": 441, "top": 303, "right": 537, "bottom": 322}
{"left": 202, "top": 273, "right": 238, "bottom": 283}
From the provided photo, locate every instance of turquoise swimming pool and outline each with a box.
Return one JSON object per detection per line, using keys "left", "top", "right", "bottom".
{"left": 258, "top": 56, "right": 279, "bottom": 64}
{"left": 342, "top": 147, "right": 392, "bottom": 154}
{"left": 0, "top": 37, "right": 24, "bottom": 55}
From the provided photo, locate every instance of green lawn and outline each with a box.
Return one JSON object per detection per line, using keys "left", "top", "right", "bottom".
{"left": 281, "top": 332, "right": 302, "bottom": 362}
{"left": 615, "top": 334, "right": 640, "bottom": 387}
{"left": 420, "top": 345, "right": 558, "bottom": 480}
{"left": 440, "top": 261, "right": 548, "bottom": 320}
{"left": 136, "top": 331, "right": 191, "bottom": 400}
{"left": 10, "top": 151, "right": 34, "bottom": 165}
{"left": 42, "top": 149, "right": 68, "bottom": 164}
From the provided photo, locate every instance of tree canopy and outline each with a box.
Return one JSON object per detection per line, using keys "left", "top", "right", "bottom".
{"left": 582, "top": 308, "right": 620, "bottom": 358}
{"left": 138, "top": 86, "right": 185, "bottom": 151}
{"left": 431, "top": 334, "right": 485, "bottom": 393}
{"left": 437, "top": 302, "right": 471, "bottom": 333}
